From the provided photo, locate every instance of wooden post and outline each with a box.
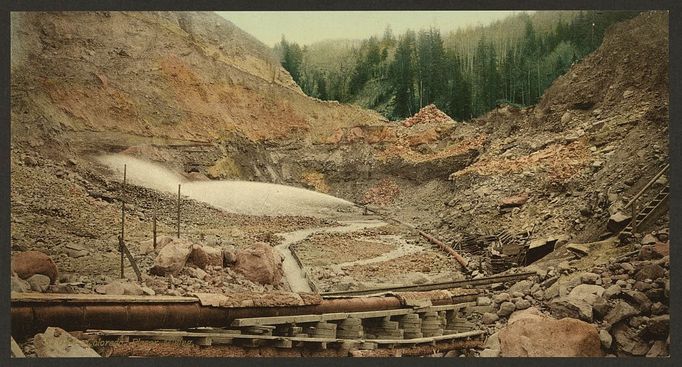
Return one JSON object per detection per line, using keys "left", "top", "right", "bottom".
{"left": 176, "top": 184, "right": 181, "bottom": 238}
{"left": 153, "top": 199, "right": 158, "bottom": 249}
{"left": 631, "top": 198, "right": 637, "bottom": 233}
{"left": 119, "top": 236, "right": 142, "bottom": 281}
{"left": 120, "top": 164, "right": 127, "bottom": 279}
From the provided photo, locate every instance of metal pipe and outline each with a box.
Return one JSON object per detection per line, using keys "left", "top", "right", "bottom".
{"left": 11, "top": 293, "right": 459, "bottom": 339}
{"left": 322, "top": 271, "right": 535, "bottom": 297}
{"left": 418, "top": 230, "right": 469, "bottom": 269}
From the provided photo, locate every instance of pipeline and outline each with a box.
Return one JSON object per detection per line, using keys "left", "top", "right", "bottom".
{"left": 11, "top": 292, "right": 464, "bottom": 339}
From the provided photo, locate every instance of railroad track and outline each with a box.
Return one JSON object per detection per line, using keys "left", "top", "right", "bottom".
{"left": 321, "top": 271, "right": 537, "bottom": 297}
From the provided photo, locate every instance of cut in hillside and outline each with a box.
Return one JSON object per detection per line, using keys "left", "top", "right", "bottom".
{"left": 10, "top": 11, "right": 386, "bottom": 155}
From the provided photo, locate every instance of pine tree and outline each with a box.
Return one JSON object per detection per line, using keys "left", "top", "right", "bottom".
{"left": 389, "top": 31, "right": 417, "bottom": 118}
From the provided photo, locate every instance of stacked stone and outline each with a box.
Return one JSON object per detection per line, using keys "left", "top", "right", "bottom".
{"left": 308, "top": 321, "right": 337, "bottom": 339}
{"left": 438, "top": 311, "right": 448, "bottom": 327}
{"left": 365, "top": 317, "right": 404, "bottom": 340}
{"left": 445, "top": 311, "right": 476, "bottom": 333}
{"left": 336, "top": 318, "right": 364, "bottom": 339}
{"left": 399, "top": 313, "right": 423, "bottom": 339}
{"left": 421, "top": 311, "right": 444, "bottom": 337}
{"left": 275, "top": 324, "right": 303, "bottom": 337}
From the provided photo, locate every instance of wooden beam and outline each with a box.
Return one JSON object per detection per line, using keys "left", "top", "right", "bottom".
{"left": 231, "top": 308, "right": 414, "bottom": 327}
{"left": 415, "top": 302, "right": 475, "bottom": 313}
{"left": 84, "top": 329, "right": 484, "bottom": 347}
{"left": 368, "top": 330, "right": 484, "bottom": 345}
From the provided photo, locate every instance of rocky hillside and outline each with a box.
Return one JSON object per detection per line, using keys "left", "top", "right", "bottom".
{"left": 10, "top": 11, "right": 385, "bottom": 157}
{"left": 313, "top": 10, "right": 669, "bottom": 246}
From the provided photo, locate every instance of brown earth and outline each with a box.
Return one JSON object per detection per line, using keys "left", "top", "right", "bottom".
{"left": 293, "top": 232, "right": 396, "bottom": 266}
{"left": 9, "top": 10, "right": 670, "bottom": 358}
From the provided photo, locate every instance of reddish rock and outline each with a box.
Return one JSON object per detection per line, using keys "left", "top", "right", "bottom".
{"left": 499, "top": 314, "right": 603, "bottom": 357}
{"left": 401, "top": 104, "right": 455, "bottom": 127}
{"left": 499, "top": 192, "right": 529, "bottom": 209}
{"left": 638, "top": 242, "right": 669, "bottom": 260}
{"left": 345, "top": 126, "right": 365, "bottom": 143}
{"left": 325, "top": 129, "right": 344, "bottom": 144}
{"left": 11, "top": 251, "right": 59, "bottom": 284}
{"left": 232, "top": 242, "right": 284, "bottom": 285}
{"left": 189, "top": 244, "right": 223, "bottom": 269}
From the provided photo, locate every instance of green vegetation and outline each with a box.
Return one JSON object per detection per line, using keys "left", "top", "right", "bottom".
{"left": 277, "top": 11, "right": 640, "bottom": 121}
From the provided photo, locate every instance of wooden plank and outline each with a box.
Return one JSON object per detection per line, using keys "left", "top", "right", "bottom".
{"left": 189, "top": 328, "right": 241, "bottom": 335}
{"left": 231, "top": 308, "right": 414, "bottom": 327}
{"left": 415, "top": 302, "right": 475, "bottom": 313}
{"left": 11, "top": 293, "right": 197, "bottom": 303}
{"left": 10, "top": 337, "right": 25, "bottom": 358}
{"left": 85, "top": 330, "right": 343, "bottom": 344}
{"left": 367, "top": 330, "right": 484, "bottom": 345}
{"left": 84, "top": 329, "right": 484, "bottom": 349}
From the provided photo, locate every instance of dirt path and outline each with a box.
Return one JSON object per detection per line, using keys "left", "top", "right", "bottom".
{"left": 329, "top": 234, "right": 424, "bottom": 269}
{"left": 275, "top": 218, "right": 386, "bottom": 292}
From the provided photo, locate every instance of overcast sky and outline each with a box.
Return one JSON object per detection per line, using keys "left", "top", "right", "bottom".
{"left": 217, "top": 11, "right": 524, "bottom": 46}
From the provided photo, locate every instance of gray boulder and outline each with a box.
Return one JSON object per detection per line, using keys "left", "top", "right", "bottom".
{"left": 607, "top": 212, "right": 631, "bottom": 232}
{"left": 497, "top": 302, "right": 516, "bottom": 317}
{"left": 604, "top": 300, "right": 639, "bottom": 328}
{"left": 27, "top": 274, "right": 51, "bottom": 292}
{"left": 34, "top": 327, "right": 100, "bottom": 357}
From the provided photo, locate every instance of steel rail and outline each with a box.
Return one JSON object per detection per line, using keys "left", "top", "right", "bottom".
{"left": 321, "top": 271, "right": 537, "bottom": 297}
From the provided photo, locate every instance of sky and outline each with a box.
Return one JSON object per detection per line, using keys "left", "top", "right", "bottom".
{"left": 216, "top": 11, "right": 524, "bottom": 46}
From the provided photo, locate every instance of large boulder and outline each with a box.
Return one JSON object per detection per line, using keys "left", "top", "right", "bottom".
{"left": 27, "top": 274, "right": 51, "bottom": 292}
{"left": 642, "top": 315, "right": 669, "bottom": 340}
{"left": 497, "top": 301, "right": 516, "bottom": 317}
{"left": 231, "top": 242, "right": 284, "bottom": 285}
{"left": 619, "top": 290, "right": 653, "bottom": 313}
{"left": 612, "top": 323, "right": 650, "bottom": 356}
{"left": 607, "top": 212, "right": 631, "bottom": 233}
{"left": 189, "top": 244, "right": 223, "bottom": 269}
{"left": 568, "top": 284, "right": 605, "bottom": 304}
{"left": 633, "top": 264, "right": 665, "bottom": 281}
{"left": 638, "top": 243, "right": 668, "bottom": 260}
{"left": 499, "top": 314, "right": 603, "bottom": 357}
{"left": 604, "top": 300, "right": 639, "bottom": 328}
{"left": 34, "top": 327, "right": 100, "bottom": 357}
{"left": 149, "top": 239, "right": 194, "bottom": 276}
{"left": 548, "top": 297, "right": 593, "bottom": 322}
{"left": 11, "top": 251, "right": 59, "bottom": 284}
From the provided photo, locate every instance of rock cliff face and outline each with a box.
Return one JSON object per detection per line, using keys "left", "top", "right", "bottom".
{"left": 10, "top": 11, "right": 385, "bottom": 155}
